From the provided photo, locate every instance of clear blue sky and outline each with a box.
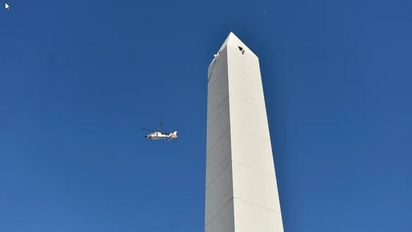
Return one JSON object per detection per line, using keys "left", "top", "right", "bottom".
{"left": 1, "top": 0, "right": 412, "bottom": 231}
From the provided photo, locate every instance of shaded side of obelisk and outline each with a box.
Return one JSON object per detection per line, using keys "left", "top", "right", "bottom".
{"left": 205, "top": 33, "right": 284, "bottom": 232}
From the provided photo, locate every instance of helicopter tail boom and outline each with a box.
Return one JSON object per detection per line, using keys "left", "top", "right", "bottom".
{"left": 169, "top": 131, "right": 178, "bottom": 139}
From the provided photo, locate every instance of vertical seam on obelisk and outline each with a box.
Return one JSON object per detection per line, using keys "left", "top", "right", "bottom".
{"left": 227, "top": 47, "right": 237, "bottom": 232}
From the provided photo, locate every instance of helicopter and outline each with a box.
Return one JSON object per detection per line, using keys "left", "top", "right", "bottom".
{"left": 142, "top": 122, "right": 178, "bottom": 140}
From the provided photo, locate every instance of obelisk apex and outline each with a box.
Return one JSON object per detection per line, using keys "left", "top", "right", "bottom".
{"left": 205, "top": 33, "right": 284, "bottom": 232}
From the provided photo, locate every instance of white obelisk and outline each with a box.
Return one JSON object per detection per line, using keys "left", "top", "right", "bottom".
{"left": 205, "top": 33, "right": 284, "bottom": 232}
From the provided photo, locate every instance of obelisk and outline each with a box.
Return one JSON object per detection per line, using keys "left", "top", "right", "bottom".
{"left": 205, "top": 32, "right": 284, "bottom": 232}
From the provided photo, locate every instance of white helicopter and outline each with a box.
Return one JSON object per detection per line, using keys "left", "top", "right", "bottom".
{"left": 142, "top": 122, "right": 178, "bottom": 141}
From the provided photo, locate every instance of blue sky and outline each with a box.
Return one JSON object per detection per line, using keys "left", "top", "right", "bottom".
{"left": 1, "top": 0, "right": 412, "bottom": 231}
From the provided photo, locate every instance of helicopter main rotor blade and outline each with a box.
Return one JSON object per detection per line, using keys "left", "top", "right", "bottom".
{"left": 141, "top": 128, "right": 153, "bottom": 132}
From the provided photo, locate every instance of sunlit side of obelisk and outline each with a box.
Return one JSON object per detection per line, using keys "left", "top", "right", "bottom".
{"left": 205, "top": 33, "right": 284, "bottom": 232}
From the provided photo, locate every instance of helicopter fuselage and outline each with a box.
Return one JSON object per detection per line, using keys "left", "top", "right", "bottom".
{"left": 145, "top": 131, "right": 178, "bottom": 140}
